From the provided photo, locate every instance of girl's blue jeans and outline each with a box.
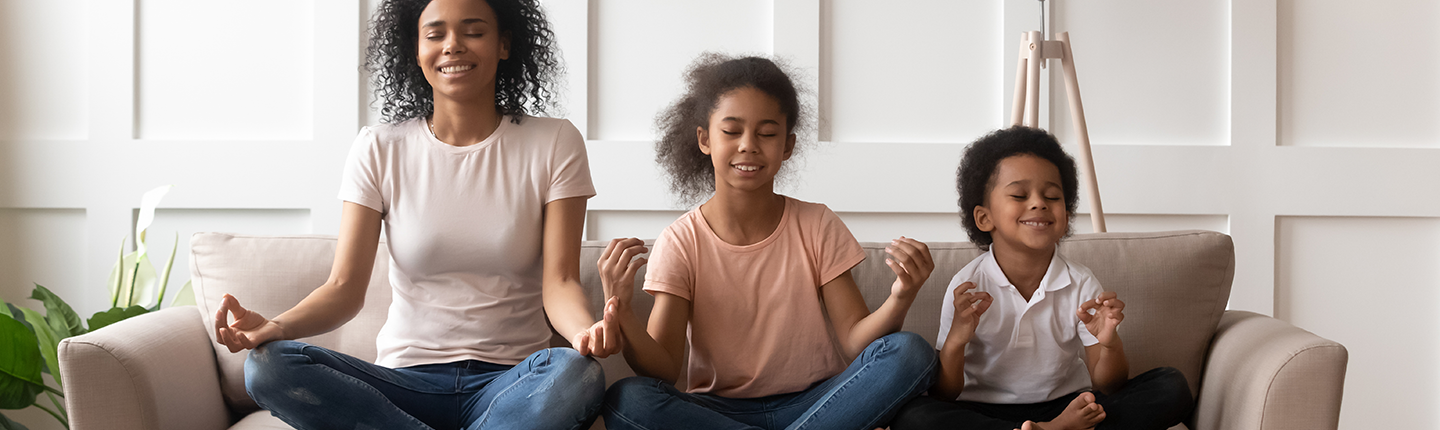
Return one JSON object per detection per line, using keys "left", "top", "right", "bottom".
{"left": 243, "top": 340, "right": 605, "bottom": 430}
{"left": 601, "top": 332, "right": 938, "bottom": 430}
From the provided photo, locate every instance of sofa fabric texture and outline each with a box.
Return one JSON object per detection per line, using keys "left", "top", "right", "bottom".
{"left": 57, "top": 230, "right": 1345, "bottom": 430}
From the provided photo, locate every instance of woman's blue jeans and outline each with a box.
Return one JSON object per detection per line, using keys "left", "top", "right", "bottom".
{"left": 601, "top": 332, "right": 938, "bottom": 430}
{"left": 244, "top": 340, "right": 605, "bottom": 430}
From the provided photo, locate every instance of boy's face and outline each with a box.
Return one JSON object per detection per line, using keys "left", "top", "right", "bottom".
{"left": 974, "top": 154, "right": 1069, "bottom": 255}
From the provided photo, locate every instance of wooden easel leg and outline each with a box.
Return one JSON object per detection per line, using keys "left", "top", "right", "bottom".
{"left": 1023, "top": 30, "right": 1043, "bottom": 128}
{"left": 1057, "top": 32, "right": 1106, "bottom": 233}
{"left": 1011, "top": 32, "right": 1031, "bottom": 127}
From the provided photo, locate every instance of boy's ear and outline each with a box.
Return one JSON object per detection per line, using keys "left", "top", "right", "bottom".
{"left": 697, "top": 126, "right": 711, "bottom": 155}
{"left": 782, "top": 133, "right": 796, "bottom": 161}
{"left": 974, "top": 205, "right": 994, "bottom": 232}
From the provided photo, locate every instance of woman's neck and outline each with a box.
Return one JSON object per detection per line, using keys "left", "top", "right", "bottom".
{"left": 430, "top": 95, "right": 502, "bottom": 147}
{"left": 700, "top": 189, "right": 786, "bottom": 246}
{"left": 991, "top": 241, "right": 1055, "bottom": 301}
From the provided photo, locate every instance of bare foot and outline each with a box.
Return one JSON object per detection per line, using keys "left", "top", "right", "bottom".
{"left": 1034, "top": 392, "right": 1105, "bottom": 430}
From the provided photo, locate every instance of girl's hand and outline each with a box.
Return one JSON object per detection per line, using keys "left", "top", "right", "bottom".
{"left": 885, "top": 237, "right": 934, "bottom": 300}
{"left": 1077, "top": 291, "right": 1125, "bottom": 347}
{"left": 598, "top": 238, "right": 648, "bottom": 311}
{"left": 946, "top": 282, "right": 993, "bottom": 346}
{"left": 573, "top": 297, "right": 623, "bottom": 358}
{"left": 214, "top": 293, "right": 285, "bottom": 353}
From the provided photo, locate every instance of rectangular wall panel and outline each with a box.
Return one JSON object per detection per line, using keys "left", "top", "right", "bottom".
{"left": 136, "top": 0, "right": 315, "bottom": 140}
{"left": 1071, "top": 213, "right": 1229, "bottom": 235}
{"left": 585, "top": 210, "right": 684, "bottom": 241}
{"left": 1278, "top": 0, "right": 1440, "bottom": 148}
{"left": 824, "top": 0, "right": 1001, "bottom": 144}
{"left": 0, "top": 1, "right": 89, "bottom": 141}
{"left": 135, "top": 208, "right": 311, "bottom": 308}
{"left": 590, "top": 0, "right": 773, "bottom": 141}
{"left": 1050, "top": 0, "right": 1230, "bottom": 146}
{"left": 0, "top": 209, "right": 90, "bottom": 316}
{"left": 1276, "top": 216, "right": 1440, "bottom": 429}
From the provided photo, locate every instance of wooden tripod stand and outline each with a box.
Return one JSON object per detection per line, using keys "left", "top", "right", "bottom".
{"left": 1009, "top": 30, "right": 1107, "bottom": 233}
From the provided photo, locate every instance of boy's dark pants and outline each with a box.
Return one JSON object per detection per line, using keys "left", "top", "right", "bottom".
{"left": 891, "top": 367, "right": 1194, "bottom": 430}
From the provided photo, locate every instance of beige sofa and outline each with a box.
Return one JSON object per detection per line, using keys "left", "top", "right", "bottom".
{"left": 58, "top": 230, "right": 1346, "bottom": 430}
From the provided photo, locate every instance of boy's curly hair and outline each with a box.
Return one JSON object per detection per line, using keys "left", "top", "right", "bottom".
{"left": 366, "top": 0, "right": 562, "bottom": 124}
{"left": 957, "top": 126, "right": 1079, "bottom": 249}
{"left": 654, "top": 53, "right": 812, "bottom": 206}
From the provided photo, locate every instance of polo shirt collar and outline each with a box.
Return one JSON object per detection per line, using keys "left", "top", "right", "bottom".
{"left": 981, "top": 247, "right": 1072, "bottom": 293}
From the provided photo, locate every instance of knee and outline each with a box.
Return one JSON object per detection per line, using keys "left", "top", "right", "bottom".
{"left": 541, "top": 348, "right": 605, "bottom": 401}
{"left": 604, "top": 376, "right": 666, "bottom": 411}
{"left": 243, "top": 340, "right": 306, "bottom": 400}
{"left": 1147, "top": 367, "right": 1194, "bottom": 405}
{"left": 876, "top": 332, "right": 938, "bottom": 375}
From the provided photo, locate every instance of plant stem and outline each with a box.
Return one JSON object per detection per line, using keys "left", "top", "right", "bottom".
{"left": 46, "top": 390, "right": 66, "bottom": 416}
{"left": 43, "top": 385, "right": 63, "bottom": 397}
{"left": 34, "top": 401, "right": 68, "bottom": 427}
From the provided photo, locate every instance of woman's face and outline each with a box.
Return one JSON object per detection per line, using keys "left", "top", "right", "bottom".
{"left": 416, "top": 0, "right": 509, "bottom": 105}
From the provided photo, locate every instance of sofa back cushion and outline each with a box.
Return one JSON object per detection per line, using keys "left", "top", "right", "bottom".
{"left": 191, "top": 230, "right": 1231, "bottom": 415}
{"left": 190, "top": 233, "right": 394, "bottom": 414}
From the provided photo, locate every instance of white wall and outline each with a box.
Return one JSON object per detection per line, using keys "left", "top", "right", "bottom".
{"left": 0, "top": 0, "right": 1436, "bottom": 428}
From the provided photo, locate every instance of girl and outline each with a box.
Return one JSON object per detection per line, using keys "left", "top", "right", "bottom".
{"left": 891, "top": 127, "right": 1193, "bottom": 430}
{"left": 597, "top": 54, "right": 937, "bottom": 430}
{"left": 213, "top": 1, "right": 616, "bottom": 429}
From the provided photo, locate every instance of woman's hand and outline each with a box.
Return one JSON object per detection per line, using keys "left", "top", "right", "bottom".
{"left": 573, "top": 297, "right": 623, "bottom": 358}
{"left": 214, "top": 293, "right": 285, "bottom": 353}
{"left": 598, "top": 238, "right": 648, "bottom": 311}
{"left": 885, "top": 237, "right": 934, "bottom": 300}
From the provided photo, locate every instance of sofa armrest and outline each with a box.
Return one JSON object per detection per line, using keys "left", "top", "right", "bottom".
{"left": 58, "top": 306, "right": 231, "bottom": 430}
{"left": 1192, "top": 310, "right": 1347, "bottom": 430}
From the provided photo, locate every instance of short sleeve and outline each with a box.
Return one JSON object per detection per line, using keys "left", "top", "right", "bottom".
{"left": 1075, "top": 272, "right": 1104, "bottom": 347}
{"left": 642, "top": 225, "right": 694, "bottom": 301}
{"left": 546, "top": 120, "right": 596, "bottom": 203}
{"left": 812, "top": 206, "right": 866, "bottom": 286}
{"left": 338, "top": 127, "right": 385, "bottom": 214}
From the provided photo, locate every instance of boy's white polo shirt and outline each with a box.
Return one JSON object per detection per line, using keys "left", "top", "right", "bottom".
{"left": 937, "top": 249, "right": 1103, "bottom": 404}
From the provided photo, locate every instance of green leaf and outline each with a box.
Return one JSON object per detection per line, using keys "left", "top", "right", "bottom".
{"left": 85, "top": 306, "right": 148, "bottom": 333}
{"left": 16, "top": 309, "right": 61, "bottom": 388}
{"left": 129, "top": 252, "right": 158, "bottom": 309}
{"left": 109, "top": 250, "right": 157, "bottom": 309}
{"left": 109, "top": 237, "right": 125, "bottom": 308}
{"left": 170, "top": 280, "right": 195, "bottom": 308}
{"left": 0, "top": 412, "right": 32, "bottom": 430}
{"left": 29, "top": 285, "right": 84, "bottom": 338}
{"left": 0, "top": 298, "right": 10, "bottom": 320}
{"left": 0, "top": 315, "right": 45, "bottom": 410}
{"left": 151, "top": 233, "right": 179, "bottom": 312}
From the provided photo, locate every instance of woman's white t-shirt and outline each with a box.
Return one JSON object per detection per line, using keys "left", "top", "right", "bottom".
{"left": 339, "top": 115, "right": 595, "bottom": 368}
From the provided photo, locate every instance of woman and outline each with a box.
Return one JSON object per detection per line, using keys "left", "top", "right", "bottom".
{"left": 212, "top": 1, "right": 615, "bottom": 429}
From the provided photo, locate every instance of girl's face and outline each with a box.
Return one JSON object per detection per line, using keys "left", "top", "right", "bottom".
{"left": 697, "top": 87, "right": 796, "bottom": 196}
{"left": 416, "top": 0, "right": 509, "bottom": 105}
{"left": 974, "top": 154, "right": 1069, "bottom": 255}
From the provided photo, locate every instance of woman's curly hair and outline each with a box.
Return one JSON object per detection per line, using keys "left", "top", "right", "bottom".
{"left": 654, "top": 53, "right": 813, "bottom": 206}
{"left": 957, "top": 126, "right": 1079, "bottom": 249}
{"left": 366, "top": 0, "right": 562, "bottom": 124}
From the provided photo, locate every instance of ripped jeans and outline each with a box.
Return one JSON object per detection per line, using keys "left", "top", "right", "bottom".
{"left": 244, "top": 340, "right": 605, "bottom": 430}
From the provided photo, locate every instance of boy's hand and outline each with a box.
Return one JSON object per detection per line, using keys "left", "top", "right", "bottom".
{"left": 946, "top": 282, "right": 993, "bottom": 346}
{"left": 885, "top": 237, "right": 934, "bottom": 300}
{"left": 1077, "top": 291, "right": 1125, "bottom": 347}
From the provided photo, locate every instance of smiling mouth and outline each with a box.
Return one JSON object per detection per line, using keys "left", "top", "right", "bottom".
{"left": 1020, "top": 221, "right": 1052, "bottom": 228}
{"left": 733, "top": 164, "right": 761, "bottom": 172}
{"left": 439, "top": 64, "right": 475, "bottom": 74}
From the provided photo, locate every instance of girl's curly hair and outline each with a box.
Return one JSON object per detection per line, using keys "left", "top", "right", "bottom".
{"left": 957, "top": 126, "right": 1079, "bottom": 249}
{"left": 366, "top": 0, "right": 562, "bottom": 124}
{"left": 654, "top": 53, "right": 813, "bottom": 206}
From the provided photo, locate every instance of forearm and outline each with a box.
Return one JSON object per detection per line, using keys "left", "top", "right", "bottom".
{"left": 542, "top": 279, "right": 596, "bottom": 342}
{"left": 270, "top": 282, "right": 366, "bottom": 340}
{"left": 616, "top": 306, "right": 681, "bottom": 383}
{"left": 840, "top": 293, "right": 916, "bottom": 359}
{"left": 930, "top": 341, "right": 968, "bottom": 400}
{"left": 1089, "top": 341, "right": 1129, "bottom": 394}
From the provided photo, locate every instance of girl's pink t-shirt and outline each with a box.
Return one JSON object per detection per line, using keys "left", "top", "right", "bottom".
{"left": 644, "top": 196, "right": 867, "bottom": 398}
